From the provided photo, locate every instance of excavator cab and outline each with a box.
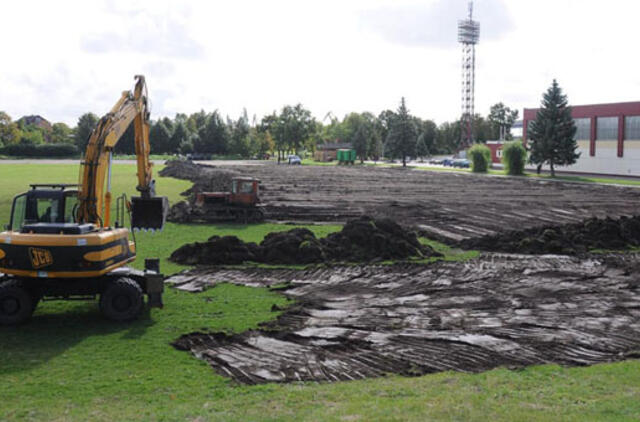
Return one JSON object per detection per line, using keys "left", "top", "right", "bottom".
{"left": 7, "top": 184, "right": 90, "bottom": 235}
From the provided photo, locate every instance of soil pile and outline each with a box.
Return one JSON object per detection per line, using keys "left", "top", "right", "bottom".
{"left": 460, "top": 215, "right": 640, "bottom": 254}
{"left": 160, "top": 160, "right": 242, "bottom": 222}
{"left": 160, "top": 160, "right": 240, "bottom": 197}
{"left": 169, "top": 216, "right": 439, "bottom": 265}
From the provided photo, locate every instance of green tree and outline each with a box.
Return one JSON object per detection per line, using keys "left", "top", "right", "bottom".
{"left": 415, "top": 134, "right": 429, "bottom": 161}
{"left": 51, "top": 122, "right": 73, "bottom": 144}
{"left": 435, "top": 121, "right": 461, "bottom": 154}
{"left": 229, "top": 111, "right": 252, "bottom": 157}
{"left": 352, "top": 124, "right": 370, "bottom": 163}
{"left": 472, "top": 115, "right": 493, "bottom": 143}
{"left": 528, "top": 80, "right": 579, "bottom": 177}
{"left": 502, "top": 141, "right": 527, "bottom": 175}
{"left": 488, "top": 103, "right": 519, "bottom": 140}
{"left": 170, "top": 122, "right": 189, "bottom": 154}
{"left": 149, "top": 121, "right": 172, "bottom": 154}
{"left": 0, "top": 112, "right": 20, "bottom": 146}
{"left": 74, "top": 113, "right": 99, "bottom": 150}
{"left": 368, "top": 131, "right": 383, "bottom": 162}
{"left": 468, "top": 144, "right": 491, "bottom": 173}
{"left": 196, "top": 111, "right": 229, "bottom": 154}
{"left": 416, "top": 119, "right": 437, "bottom": 154}
{"left": 281, "top": 104, "right": 315, "bottom": 154}
{"left": 385, "top": 97, "right": 417, "bottom": 167}
{"left": 19, "top": 129, "right": 44, "bottom": 145}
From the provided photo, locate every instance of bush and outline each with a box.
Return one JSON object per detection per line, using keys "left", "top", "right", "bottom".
{"left": 501, "top": 141, "right": 527, "bottom": 175}
{"left": 468, "top": 144, "right": 491, "bottom": 173}
{"left": 0, "top": 143, "right": 79, "bottom": 157}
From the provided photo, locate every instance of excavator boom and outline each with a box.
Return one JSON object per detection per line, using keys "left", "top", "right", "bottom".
{"left": 77, "top": 75, "right": 168, "bottom": 230}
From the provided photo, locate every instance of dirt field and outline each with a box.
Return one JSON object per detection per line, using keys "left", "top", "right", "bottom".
{"left": 163, "top": 161, "right": 640, "bottom": 243}
{"left": 161, "top": 161, "right": 640, "bottom": 385}
{"left": 168, "top": 253, "right": 640, "bottom": 384}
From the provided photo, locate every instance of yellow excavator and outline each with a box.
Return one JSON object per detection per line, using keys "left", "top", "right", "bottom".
{"left": 0, "top": 75, "right": 169, "bottom": 325}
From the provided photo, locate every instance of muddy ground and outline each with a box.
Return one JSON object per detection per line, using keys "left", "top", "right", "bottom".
{"left": 161, "top": 161, "right": 640, "bottom": 243}
{"left": 168, "top": 253, "right": 640, "bottom": 384}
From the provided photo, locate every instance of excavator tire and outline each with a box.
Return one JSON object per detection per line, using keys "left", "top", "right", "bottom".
{"left": 0, "top": 279, "right": 35, "bottom": 326}
{"left": 99, "top": 277, "right": 143, "bottom": 322}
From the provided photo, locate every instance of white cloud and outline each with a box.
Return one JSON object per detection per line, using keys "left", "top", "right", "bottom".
{"left": 0, "top": 0, "right": 638, "bottom": 127}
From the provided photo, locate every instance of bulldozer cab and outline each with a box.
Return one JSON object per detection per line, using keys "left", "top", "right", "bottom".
{"left": 7, "top": 184, "right": 92, "bottom": 235}
{"left": 230, "top": 177, "right": 260, "bottom": 206}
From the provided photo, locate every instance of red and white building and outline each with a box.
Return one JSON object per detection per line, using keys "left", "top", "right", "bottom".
{"left": 523, "top": 101, "right": 640, "bottom": 176}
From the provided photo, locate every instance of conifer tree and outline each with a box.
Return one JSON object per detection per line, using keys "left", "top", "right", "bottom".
{"left": 528, "top": 80, "right": 579, "bottom": 177}
{"left": 386, "top": 97, "right": 417, "bottom": 167}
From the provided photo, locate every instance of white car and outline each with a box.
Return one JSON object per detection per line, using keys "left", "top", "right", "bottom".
{"left": 288, "top": 155, "right": 302, "bottom": 165}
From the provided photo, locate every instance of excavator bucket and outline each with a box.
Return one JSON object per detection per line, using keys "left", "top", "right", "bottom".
{"left": 130, "top": 196, "right": 169, "bottom": 231}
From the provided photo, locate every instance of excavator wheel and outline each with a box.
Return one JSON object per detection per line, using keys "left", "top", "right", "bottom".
{"left": 0, "top": 279, "right": 35, "bottom": 326}
{"left": 99, "top": 277, "right": 143, "bottom": 322}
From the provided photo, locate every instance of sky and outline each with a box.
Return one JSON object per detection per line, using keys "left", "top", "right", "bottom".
{"left": 1, "top": 0, "right": 639, "bottom": 126}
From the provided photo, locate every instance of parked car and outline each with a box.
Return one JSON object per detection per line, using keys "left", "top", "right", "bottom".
{"left": 287, "top": 155, "right": 302, "bottom": 165}
{"left": 452, "top": 159, "right": 470, "bottom": 168}
{"left": 442, "top": 158, "right": 455, "bottom": 166}
{"left": 429, "top": 158, "right": 444, "bottom": 165}
{"left": 186, "top": 153, "right": 212, "bottom": 160}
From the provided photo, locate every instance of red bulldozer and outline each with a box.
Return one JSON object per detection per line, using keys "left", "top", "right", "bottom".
{"left": 190, "top": 177, "right": 265, "bottom": 223}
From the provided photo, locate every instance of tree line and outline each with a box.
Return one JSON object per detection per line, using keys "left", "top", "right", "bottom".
{"left": 0, "top": 101, "right": 520, "bottom": 162}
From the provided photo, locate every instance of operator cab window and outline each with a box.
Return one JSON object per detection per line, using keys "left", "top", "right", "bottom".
{"left": 240, "top": 182, "right": 254, "bottom": 194}
{"left": 10, "top": 194, "right": 27, "bottom": 231}
{"left": 64, "top": 191, "right": 78, "bottom": 223}
{"left": 36, "top": 198, "right": 60, "bottom": 223}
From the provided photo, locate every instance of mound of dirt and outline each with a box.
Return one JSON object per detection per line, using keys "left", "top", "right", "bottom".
{"left": 460, "top": 215, "right": 640, "bottom": 255}
{"left": 160, "top": 160, "right": 241, "bottom": 198}
{"left": 160, "top": 160, "right": 242, "bottom": 222}
{"left": 169, "top": 235, "right": 262, "bottom": 265}
{"left": 169, "top": 216, "right": 440, "bottom": 265}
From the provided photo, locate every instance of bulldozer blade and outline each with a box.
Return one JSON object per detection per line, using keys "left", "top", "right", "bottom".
{"left": 131, "top": 196, "right": 169, "bottom": 231}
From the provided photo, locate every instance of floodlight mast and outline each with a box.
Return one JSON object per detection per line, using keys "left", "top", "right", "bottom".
{"left": 458, "top": 1, "right": 480, "bottom": 148}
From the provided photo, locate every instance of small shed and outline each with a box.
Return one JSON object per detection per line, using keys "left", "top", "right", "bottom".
{"left": 314, "top": 142, "right": 353, "bottom": 162}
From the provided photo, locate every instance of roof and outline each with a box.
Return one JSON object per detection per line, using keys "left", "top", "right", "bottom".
{"left": 317, "top": 142, "right": 352, "bottom": 150}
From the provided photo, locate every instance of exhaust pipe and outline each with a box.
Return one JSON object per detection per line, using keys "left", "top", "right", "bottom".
{"left": 131, "top": 196, "right": 169, "bottom": 231}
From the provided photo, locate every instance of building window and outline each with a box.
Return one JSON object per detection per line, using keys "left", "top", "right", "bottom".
{"left": 596, "top": 117, "right": 618, "bottom": 140}
{"left": 574, "top": 118, "right": 590, "bottom": 140}
{"left": 625, "top": 116, "right": 640, "bottom": 140}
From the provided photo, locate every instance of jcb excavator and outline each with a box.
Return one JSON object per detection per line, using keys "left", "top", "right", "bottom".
{"left": 0, "top": 75, "right": 169, "bottom": 325}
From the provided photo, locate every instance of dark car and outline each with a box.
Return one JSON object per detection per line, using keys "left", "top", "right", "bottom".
{"left": 452, "top": 159, "right": 470, "bottom": 168}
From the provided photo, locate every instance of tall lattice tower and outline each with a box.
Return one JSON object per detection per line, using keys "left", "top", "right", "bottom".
{"left": 458, "top": 1, "right": 480, "bottom": 146}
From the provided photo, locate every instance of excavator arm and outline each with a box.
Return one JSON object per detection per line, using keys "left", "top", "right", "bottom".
{"left": 77, "top": 75, "right": 168, "bottom": 230}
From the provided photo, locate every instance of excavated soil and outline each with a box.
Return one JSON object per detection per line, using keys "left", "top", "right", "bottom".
{"left": 159, "top": 160, "right": 241, "bottom": 201}
{"left": 160, "top": 160, "right": 640, "bottom": 242}
{"left": 460, "top": 215, "right": 640, "bottom": 255}
{"left": 169, "top": 216, "right": 440, "bottom": 265}
{"left": 167, "top": 254, "right": 640, "bottom": 384}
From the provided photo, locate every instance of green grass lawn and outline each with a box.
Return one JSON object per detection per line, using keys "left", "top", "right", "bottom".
{"left": 1, "top": 163, "right": 639, "bottom": 421}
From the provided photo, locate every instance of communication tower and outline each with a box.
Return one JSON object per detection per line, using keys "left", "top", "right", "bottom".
{"left": 458, "top": 1, "right": 480, "bottom": 146}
